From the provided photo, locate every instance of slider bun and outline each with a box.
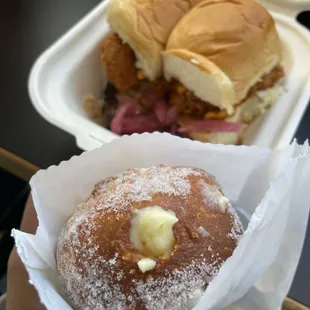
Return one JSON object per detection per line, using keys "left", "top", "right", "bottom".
{"left": 183, "top": 83, "right": 284, "bottom": 145}
{"left": 163, "top": 49, "right": 236, "bottom": 114}
{"left": 165, "top": 0, "right": 282, "bottom": 105}
{"left": 188, "top": 131, "right": 240, "bottom": 145}
{"left": 57, "top": 166, "right": 243, "bottom": 310}
{"left": 107, "top": 0, "right": 203, "bottom": 80}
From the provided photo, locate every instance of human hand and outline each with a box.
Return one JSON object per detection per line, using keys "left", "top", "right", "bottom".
{"left": 6, "top": 195, "right": 46, "bottom": 310}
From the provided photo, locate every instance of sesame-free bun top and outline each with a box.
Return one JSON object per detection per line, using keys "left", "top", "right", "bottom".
{"left": 164, "top": 0, "right": 282, "bottom": 110}
{"left": 164, "top": 49, "right": 236, "bottom": 114}
{"left": 57, "top": 166, "right": 243, "bottom": 310}
{"left": 107, "top": 0, "right": 203, "bottom": 81}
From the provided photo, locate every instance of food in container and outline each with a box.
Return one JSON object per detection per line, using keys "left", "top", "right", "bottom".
{"left": 28, "top": 0, "right": 310, "bottom": 151}
{"left": 86, "top": 0, "right": 285, "bottom": 145}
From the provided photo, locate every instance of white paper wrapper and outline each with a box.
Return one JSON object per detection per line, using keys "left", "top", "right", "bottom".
{"left": 12, "top": 133, "right": 310, "bottom": 310}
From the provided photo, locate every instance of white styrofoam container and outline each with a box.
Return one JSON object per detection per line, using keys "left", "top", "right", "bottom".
{"left": 28, "top": 0, "right": 310, "bottom": 151}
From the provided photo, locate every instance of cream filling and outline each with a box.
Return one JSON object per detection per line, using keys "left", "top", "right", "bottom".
{"left": 130, "top": 206, "right": 178, "bottom": 258}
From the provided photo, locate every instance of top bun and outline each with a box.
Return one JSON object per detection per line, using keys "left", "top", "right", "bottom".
{"left": 107, "top": 0, "right": 202, "bottom": 80}
{"left": 164, "top": 0, "right": 282, "bottom": 111}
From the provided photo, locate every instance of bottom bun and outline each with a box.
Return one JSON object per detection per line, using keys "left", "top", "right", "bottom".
{"left": 189, "top": 131, "right": 240, "bottom": 145}
{"left": 187, "top": 83, "right": 284, "bottom": 145}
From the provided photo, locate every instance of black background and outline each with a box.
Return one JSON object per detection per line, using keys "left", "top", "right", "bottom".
{"left": 0, "top": 1, "right": 309, "bottom": 306}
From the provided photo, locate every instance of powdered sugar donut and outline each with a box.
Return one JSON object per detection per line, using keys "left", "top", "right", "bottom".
{"left": 57, "top": 166, "right": 243, "bottom": 310}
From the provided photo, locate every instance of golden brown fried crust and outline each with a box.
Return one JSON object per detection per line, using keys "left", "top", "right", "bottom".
{"left": 101, "top": 34, "right": 138, "bottom": 91}
{"left": 170, "top": 65, "right": 284, "bottom": 118}
{"left": 170, "top": 88, "right": 219, "bottom": 117}
{"left": 57, "top": 166, "right": 243, "bottom": 310}
{"left": 247, "top": 65, "right": 284, "bottom": 98}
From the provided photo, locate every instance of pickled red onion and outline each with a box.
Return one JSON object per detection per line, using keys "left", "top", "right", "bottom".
{"left": 178, "top": 120, "right": 246, "bottom": 133}
{"left": 116, "top": 95, "right": 141, "bottom": 115}
{"left": 111, "top": 96, "right": 140, "bottom": 134}
{"left": 169, "top": 123, "right": 178, "bottom": 135}
{"left": 154, "top": 98, "right": 169, "bottom": 124}
{"left": 111, "top": 91, "right": 178, "bottom": 135}
{"left": 122, "top": 114, "right": 164, "bottom": 134}
{"left": 143, "top": 89, "right": 177, "bottom": 125}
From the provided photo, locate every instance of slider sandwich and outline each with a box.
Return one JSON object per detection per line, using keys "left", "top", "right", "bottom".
{"left": 98, "top": 0, "right": 284, "bottom": 144}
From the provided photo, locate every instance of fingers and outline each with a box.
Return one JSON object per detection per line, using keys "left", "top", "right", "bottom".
{"left": 6, "top": 195, "right": 46, "bottom": 310}
{"left": 6, "top": 248, "right": 46, "bottom": 310}
{"left": 19, "top": 195, "right": 38, "bottom": 234}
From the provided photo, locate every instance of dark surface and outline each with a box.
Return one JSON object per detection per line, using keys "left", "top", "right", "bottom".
{"left": 0, "top": 168, "right": 29, "bottom": 294}
{"left": 292, "top": 13, "right": 310, "bottom": 305}
{"left": 0, "top": 0, "right": 310, "bottom": 306}
{"left": 0, "top": 0, "right": 92, "bottom": 168}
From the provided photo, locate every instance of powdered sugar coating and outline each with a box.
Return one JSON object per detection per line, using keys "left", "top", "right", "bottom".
{"left": 135, "top": 258, "right": 222, "bottom": 310}
{"left": 57, "top": 166, "right": 243, "bottom": 310}
{"left": 86, "top": 166, "right": 200, "bottom": 213}
{"left": 199, "top": 179, "right": 223, "bottom": 207}
{"left": 199, "top": 179, "right": 243, "bottom": 242}
{"left": 227, "top": 202, "right": 244, "bottom": 242}
{"left": 198, "top": 226, "right": 210, "bottom": 238}
{"left": 57, "top": 207, "right": 129, "bottom": 309}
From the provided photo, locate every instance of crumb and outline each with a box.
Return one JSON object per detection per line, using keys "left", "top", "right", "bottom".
{"left": 83, "top": 94, "right": 104, "bottom": 123}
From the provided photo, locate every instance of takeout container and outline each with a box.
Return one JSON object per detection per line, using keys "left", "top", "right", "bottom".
{"left": 28, "top": 0, "right": 310, "bottom": 151}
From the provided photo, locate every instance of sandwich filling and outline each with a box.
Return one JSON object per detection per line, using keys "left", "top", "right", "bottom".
{"left": 95, "top": 33, "right": 284, "bottom": 141}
